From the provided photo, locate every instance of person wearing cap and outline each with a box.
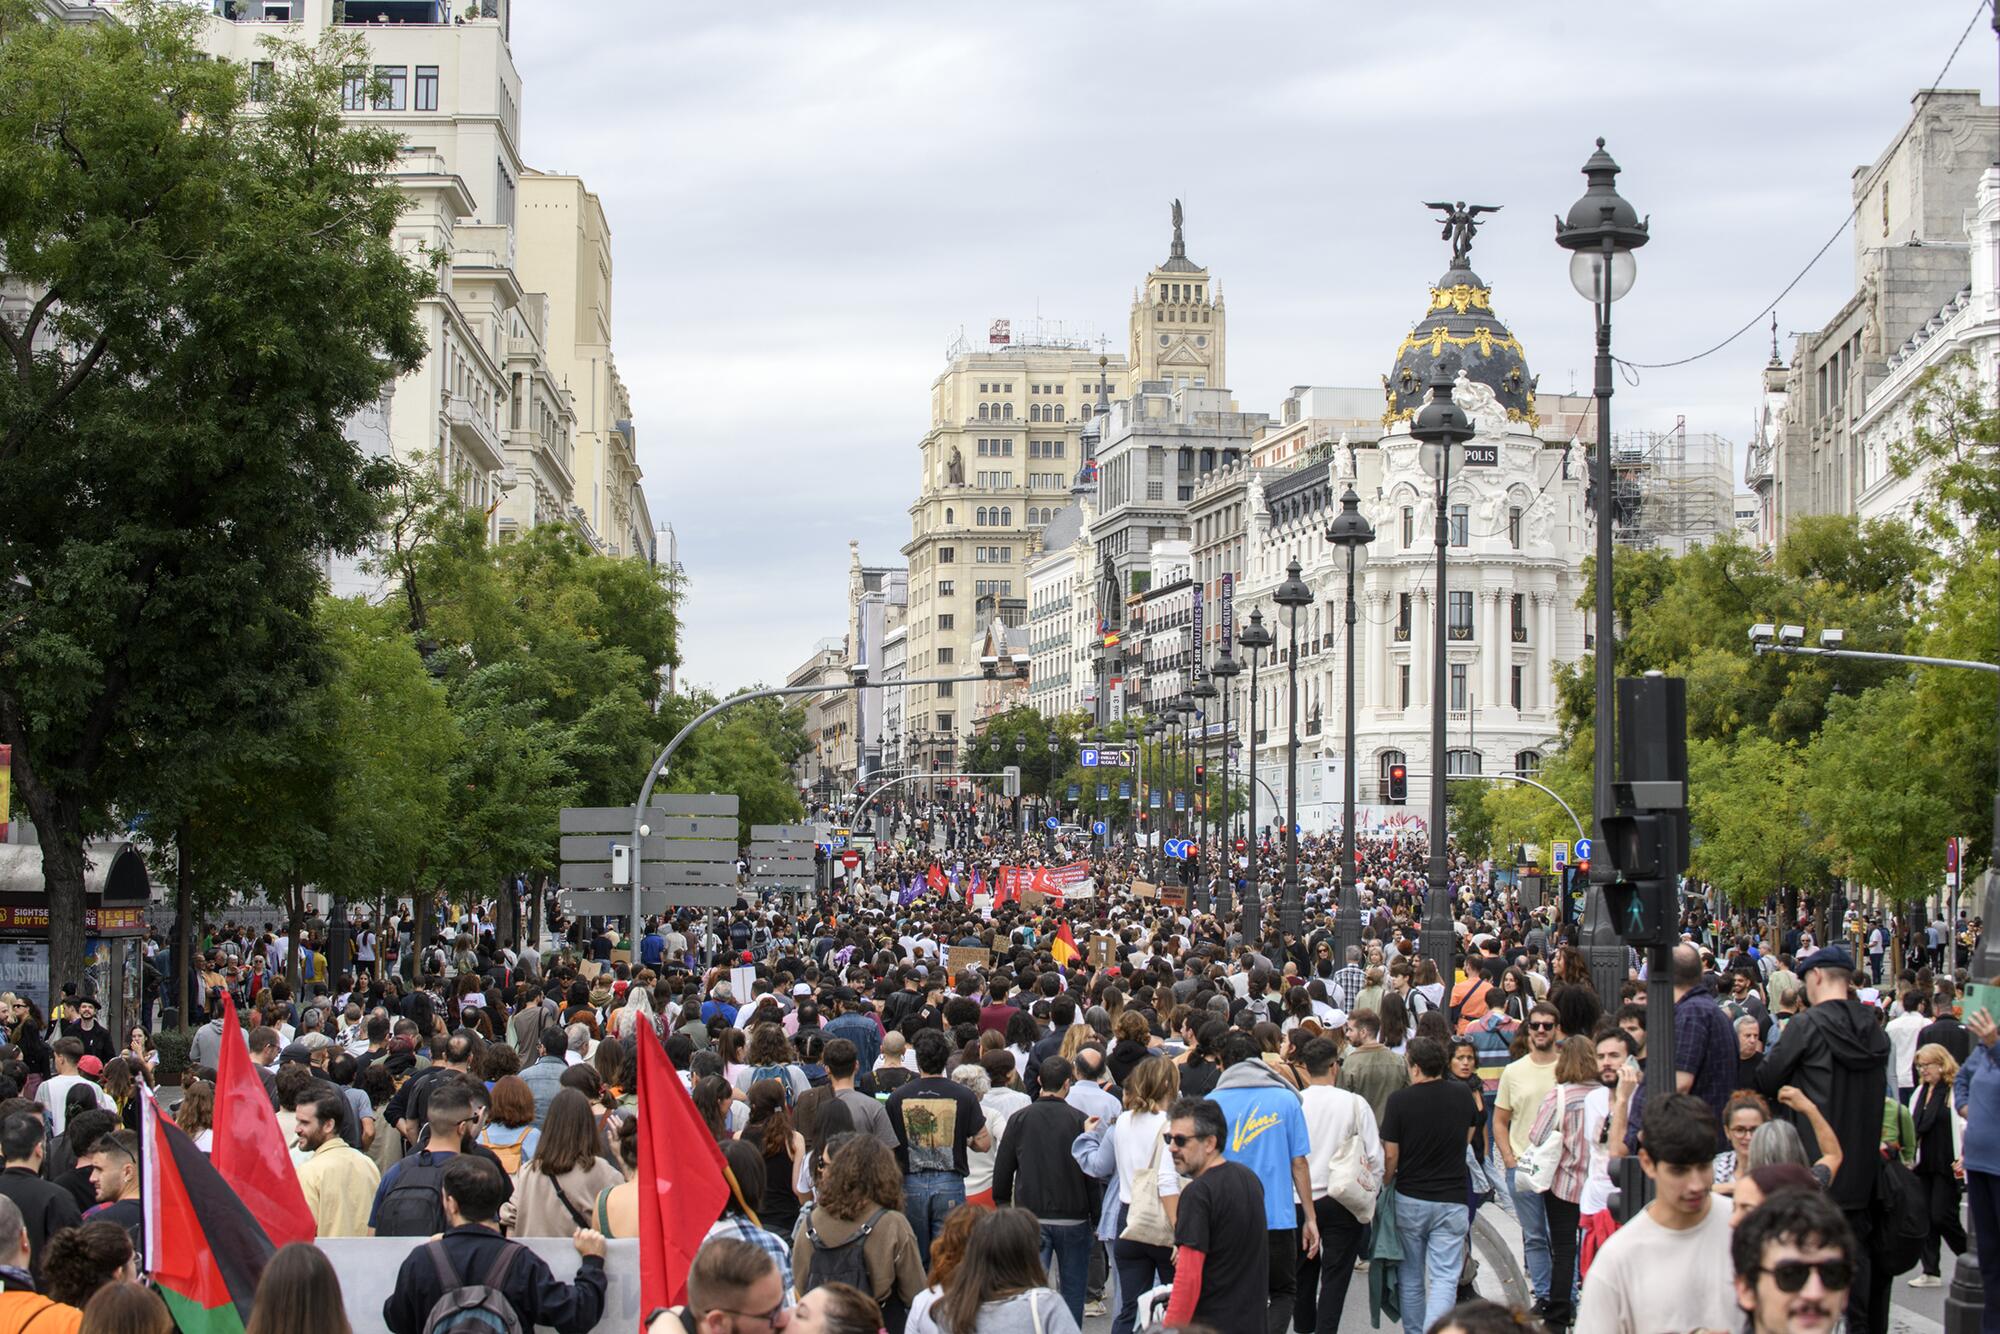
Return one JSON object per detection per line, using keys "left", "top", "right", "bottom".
{"left": 1754, "top": 943, "right": 1891, "bottom": 1332}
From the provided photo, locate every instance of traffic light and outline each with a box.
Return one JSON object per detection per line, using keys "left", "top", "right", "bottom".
{"left": 1600, "top": 812, "right": 1677, "bottom": 944}
{"left": 1387, "top": 764, "right": 1408, "bottom": 804}
{"left": 1195, "top": 764, "right": 1206, "bottom": 785}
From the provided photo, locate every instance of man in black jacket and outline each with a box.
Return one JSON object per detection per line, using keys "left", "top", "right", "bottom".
{"left": 0, "top": 1112, "right": 79, "bottom": 1278}
{"left": 993, "top": 1055, "right": 1092, "bottom": 1327}
{"left": 1754, "top": 945, "right": 1891, "bottom": 1334}
{"left": 383, "top": 1155, "right": 605, "bottom": 1334}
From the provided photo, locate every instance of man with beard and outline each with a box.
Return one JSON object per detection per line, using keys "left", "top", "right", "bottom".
{"left": 1576, "top": 1025, "right": 1637, "bottom": 1281}
{"left": 1730, "top": 1187, "right": 1855, "bottom": 1334}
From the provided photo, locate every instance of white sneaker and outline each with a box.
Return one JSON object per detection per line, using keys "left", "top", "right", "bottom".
{"left": 1908, "top": 1274, "right": 1942, "bottom": 1288}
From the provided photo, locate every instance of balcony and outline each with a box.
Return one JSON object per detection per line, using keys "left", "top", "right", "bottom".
{"left": 1447, "top": 625, "right": 1474, "bottom": 642}
{"left": 1512, "top": 626, "right": 1528, "bottom": 643}
{"left": 448, "top": 394, "right": 504, "bottom": 468}
{"left": 1394, "top": 625, "right": 1410, "bottom": 643}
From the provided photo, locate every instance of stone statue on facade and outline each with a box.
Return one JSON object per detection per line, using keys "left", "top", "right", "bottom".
{"left": 946, "top": 445, "right": 964, "bottom": 486}
{"left": 1452, "top": 371, "right": 1510, "bottom": 440}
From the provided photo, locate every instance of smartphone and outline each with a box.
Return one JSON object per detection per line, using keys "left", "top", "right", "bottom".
{"left": 1964, "top": 982, "right": 2000, "bottom": 1028}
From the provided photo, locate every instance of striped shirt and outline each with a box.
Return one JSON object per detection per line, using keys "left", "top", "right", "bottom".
{"left": 1526, "top": 1082, "right": 1596, "bottom": 1204}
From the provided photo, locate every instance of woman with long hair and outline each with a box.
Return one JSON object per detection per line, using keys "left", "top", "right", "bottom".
{"left": 1497, "top": 968, "right": 1535, "bottom": 1026}
{"left": 476, "top": 1074, "right": 540, "bottom": 1173}
{"left": 905, "top": 1206, "right": 982, "bottom": 1334}
{"left": 1909, "top": 1042, "right": 1968, "bottom": 1287}
{"left": 77, "top": 1283, "right": 172, "bottom": 1334}
{"left": 98, "top": 1059, "right": 140, "bottom": 1133}
{"left": 592, "top": 1113, "right": 641, "bottom": 1237}
{"left": 243, "top": 1242, "right": 352, "bottom": 1334}
{"left": 120, "top": 1029, "right": 157, "bottom": 1085}
{"left": 1105, "top": 1011, "right": 1154, "bottom": 1089}
{"left": 10, "top": 998, "right": 51, "bottom": 1078}
{"left": 746, "top": 1080, "right": 806, "bottom": 1239}
{"left": 1378, "top": 991, "right": 1410, "bottom": 1053}
{"left": 930, "top": 1206, "right": 1078, "bottom": 1334}
{"left": 1082, "top": 1057, "right": 1181, "bottom": 1334}
{"left": 789, "top": 1133, "right": 925, "bottom": 1322}
{"left": 1176, "top": 1019, "right": 1226, "bottom": 1098}
{"left": 510, "top": 1088, "right": 625, "bottom": 1237}
{"left": 717, "top": 1028, "right": 750, "bottom": 1086}
{"left": 690, "top": 1075, "right": 736, "bottom": 1143}
{"left": 1409, "top": 958, "right": 1446, "bottom": 1020}
{"left": 738, "top": 1023, "right": 810, "bottom": 1103}
{"left": 174, "top": 1078, "right": 215, "bottom": 1152}
{"left": 1523, "top": 1035, "right": 1599, "bottom": 1330}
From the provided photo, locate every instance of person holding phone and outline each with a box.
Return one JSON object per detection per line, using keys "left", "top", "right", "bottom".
{"left": 1953, "top": 1002, "right": 2000, "bottom": 1330}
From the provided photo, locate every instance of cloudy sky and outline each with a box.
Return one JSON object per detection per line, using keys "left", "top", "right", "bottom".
{"left": 509, "top": 1, "right": 1996, "bottom": 693}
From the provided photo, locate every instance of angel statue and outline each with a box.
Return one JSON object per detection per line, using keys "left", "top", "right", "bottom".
{"left": 1424, "top": 201, "right": 1502, "bottom": 265}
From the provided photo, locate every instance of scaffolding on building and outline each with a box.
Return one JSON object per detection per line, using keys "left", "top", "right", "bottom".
{"left": 1608, "top": 418, "right": 1736, "bottom": 555}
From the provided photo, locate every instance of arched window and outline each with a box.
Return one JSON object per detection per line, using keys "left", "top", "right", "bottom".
{"left": 1377, "top": 750, "right": 1406, "bottom": 803}
{"left": 1001, "top": 507, "right": 1012, "bottom": 526}
{"left": 1446, "top": 749, "right": 1483, "bottom": 776}
{"left": 978, "top": 403, "right": 989, "bottom": 421}
{"left": 944, "top": 508, "right": 953, "bottom": 525}
{"left": 1002, "top": 403, "right": 1013, "bottom": 420}
{"left": 1514, "top": 749, "right": 1543, "bottom": 777}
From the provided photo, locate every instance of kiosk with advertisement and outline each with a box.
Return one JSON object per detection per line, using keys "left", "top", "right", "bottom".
{"left": 0, "top": 841, "right": 152, "bottom": 1035}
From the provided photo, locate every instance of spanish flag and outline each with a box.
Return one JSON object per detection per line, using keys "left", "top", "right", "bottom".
{"left": 1051, "top": 921, "right": 1081, "bottom": 967}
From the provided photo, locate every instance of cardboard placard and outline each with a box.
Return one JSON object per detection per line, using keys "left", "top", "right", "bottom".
{"left": 1020, "top": 889, "right": 1048, "bottom": 911}
{"left": 946, "top": 945, "right": 992, "bottom": 975}
{"left": 730, "top": 965, "right": 756, "bottom": 1002}
{"left": 1087, "top": 933, "right": 1116, "bottom": 970}
{"left": 1131, "top": 881, "right": 1159, "bottom": 900}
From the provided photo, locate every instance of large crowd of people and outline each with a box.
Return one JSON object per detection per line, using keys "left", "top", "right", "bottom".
{"left": 0, "top": 822, "right": 1989, "bottom": 1334}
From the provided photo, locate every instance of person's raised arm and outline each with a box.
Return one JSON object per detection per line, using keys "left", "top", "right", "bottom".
{"left": 1776, "top": 1085, "right": 1842, "bottom": 1184}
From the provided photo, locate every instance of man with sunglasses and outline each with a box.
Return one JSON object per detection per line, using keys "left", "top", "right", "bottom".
{"left": 1161, "top": 1096, "right": 1269, "bottom": 1334}
{"left": 1491, "top": 1000, "right": 1561, "bottom": 1313}
{"left": 1730, "top": 1187, "right": 1855, "bottom": 1334}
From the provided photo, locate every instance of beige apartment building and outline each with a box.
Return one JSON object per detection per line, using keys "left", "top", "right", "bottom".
{"left": 900, "top": 334, "right": 1131, "bottom": 773}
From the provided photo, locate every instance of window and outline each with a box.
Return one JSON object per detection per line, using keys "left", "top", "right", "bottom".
{"left": 979, "top": 404, "right": 990, "bottom": 421}
{"left": 1511, "top": 593, "right": 1527, "bottom": 641}
{"left": 944, "top": 507, "right": 954, "bottom": 525}
{"left": 938, "top": 581, "right": 954, "bottom": 596}
{"left": 1401, "top": 506, "right": 1413, "bottom": 548}
{"left": 1398, "top": 664, "right": 1410, "bottom": 709}
{"left": 938, "top": 614, "right": 954, "bottom": 630}
{"left": 415, "top": 65, "right": 439, "bottom": 111}
{"left": 1396, "top": 593, "right": 1411, "bottom": 640}
{"left": 938, "top": 547, "right": 954, "bottom": 563}
{"left": 1508, "top": 505, "right": 1522, "bottom": 549}
{"left": 1000, "top": 507, "right": 1012, "bottom": 525}
{"left": 975, "top": 546, "right": 987, "bottom": 563}
{"left": 1147, "top": 481, "right": 1164, "bottom": 501}
{"left": 1450, "top": 663, "right": 1468, "bottom": 711}
{"left": 341, "top": 66, "right": 367, "bottom": 110}
{"left": 1378, "top": 751, "right": 1407, "bottom": 803}
{"left": 1515, "top": 749, "right": 1543, "bottom": 777}
{"left": 249, "top": 61, "right": 274, "bottom": 102}
{"left": 373, "top": 65, "right": 407, "bottom": 111}
{"left": 937, "top": 678, "right": 954, "bottom": 697}
{"left": 1449, "top": 504, "right": 1469, "bottom": 547}
{"left": 938, "top": 648, "right": 954, "bottom": 664}
{"left": 1446, "top": 748, "right": 1483, "bottom": 776}
{"left": 1448, "top": 590, "right": 1473, "bottom": 639}
{"left": 936, "top": 712, "right": 954, "bottom": 728}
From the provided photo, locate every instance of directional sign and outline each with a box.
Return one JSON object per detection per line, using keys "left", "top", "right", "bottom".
{"left": 1045, "top": 816, "right": 1060, "bottom": 830}
{"left": 1079, "top": 748, "right": 1100, "bottom": 768}
{"left": 1552, "top": 842, "right": 1569, "bottom": 869}
{"left": 1092, "top": 821, "right": 1107, "bottom": 836}
{"left": 1574, "top": 837, "right": 1592, "bottom": 862}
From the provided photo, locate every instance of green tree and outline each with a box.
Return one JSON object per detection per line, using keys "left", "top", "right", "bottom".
{"left": 0, "top": 5, "right": 429, "bottom": 988}
{"left": 1447, "top": 778, "right": 1495, "bottom": 861}
{"left": 1685, "top": 734, "right": 1826, "bottom": 908}
{"left": 1904, "top": 534, "right": 2000, "bottom": 880}
{"left": 1888, "top": 351, "right": 2000, "bottom": 544}
{"left": 1803, "top": 681, "right": 1953, "bottom": 910}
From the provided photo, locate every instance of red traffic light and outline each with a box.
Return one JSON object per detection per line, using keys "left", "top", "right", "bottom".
{"left": 1387, "top": 764, "right": 1408, "bottom": 804}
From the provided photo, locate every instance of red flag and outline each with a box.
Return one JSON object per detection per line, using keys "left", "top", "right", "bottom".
{"left": 209, "top": 992, "right": 315, "bottom": 1250}
{"left": 927, "top": 863, "right": 947, "bottom": 895}
{"left": 1031, "top": 866, "right": 1055, "bottom": 896}
{"left": 637, "top": 1010, "right": 731, "bottom": 1311}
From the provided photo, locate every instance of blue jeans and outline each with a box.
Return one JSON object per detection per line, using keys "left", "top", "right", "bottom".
{"left": 1506, "top": 1166, "right": 1552, "bottom": 1302}
{"left": 1394, "top": 1194, "right": 1470, "bottom": 1334}
{"left": 1038, "top": 1221, "right": 1092, "bottom": 1329}
{"left": 904, "top": 1171, "right": 965, "bottom": 1268}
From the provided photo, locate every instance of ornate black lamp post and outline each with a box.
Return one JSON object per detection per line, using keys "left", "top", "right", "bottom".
{"left": 1013, "top": 737, "right": 1026, "bottom": 843}
{"left": 1190, "top": 675, "right": 1218, "bottom": 906}
{"left": 1411, "top": 360, "right": 1471, "bottom": 990}
{"left": 1238, "top": 610, "right": 1273, "bottom": 940}
{"left": 1210, "top": 648, "right": 1241, "bottom": 916}
{"left": 1556, "top": 138, "right": 1650, "bottom": 1010}
{"left": 1272, "top": 559, "right": 1313, "bottom": 941}
{"left": 1325, "top": 485, "right": 1376, "bottom": 959}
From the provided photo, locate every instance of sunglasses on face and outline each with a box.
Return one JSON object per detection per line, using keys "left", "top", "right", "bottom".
{"left": 1527, "top": 1022, "right": 1555, "bottom": 1032}
{"left": 1758, "top": 1259, "right": 1853, "bottom": 1293}
{"left": 1162, "top": 1132, "right": 1205, "bottom": 1148}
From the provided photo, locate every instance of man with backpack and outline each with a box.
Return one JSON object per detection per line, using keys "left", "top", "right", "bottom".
{"left": 371, "top": 1082, "right": 510, "bottom": 1237}
{"left": 382, "top": 1155, "right": 607, "bottom": 1334}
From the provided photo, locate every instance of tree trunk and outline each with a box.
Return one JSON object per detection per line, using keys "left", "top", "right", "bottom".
{"left": 285, "top": 872, "right": 302, "bottom": 995}
{"left": 13, "top": 757, "right": 88, "bottom": 1009}
{"left": 414, "top": 887, "right": 432, "bottom": 978}
{"left": 174, "top": 824, "right": 192, "bottom": 1033}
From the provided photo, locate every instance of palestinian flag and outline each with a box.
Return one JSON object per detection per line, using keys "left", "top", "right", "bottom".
{"left": 141, "top": 1086, "right": 274, "bottom": 1334}
{"left": 1051, "top": 921, "right": 1081, "bottom": 967}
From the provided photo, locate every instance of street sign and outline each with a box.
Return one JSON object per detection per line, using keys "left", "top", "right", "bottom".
{"left": 1947, "top": 836, "right": 1961, "bottom": 890}
{"left": 1235, "top": 838, "right": 1246, "bottom": 852}
{"left": 1574, "top": 837, "right": 1592, "bottom": 862}
{"left": 1045, "top": 816, "right": 1060, "bottom": 830}
{"left": 1174, "top": 792, "right": 1185, "bottom": 811}
{"left": 1149, "top": 790, "right": 1161, "bottom": 808}
{"left": 840, "top": 850, "right": 860, "bottom": 869}
{"left": 1092, "top": 821, "right": 1107, "bottom": 836}
{"left": 1119, "top": 780, "right": 1131, "bottom": 799}
{"left": 1096, "top": 784, "right": 1109, "bottom": 801}
{"left": 1552, "top": 842, "right": 1569, "bottom": 868}
{"left": 1067, "top": 784, "right": 1080, "bottom": 801}
{"left": 1079, "top": 748, "right": 1099, "bottom": 768}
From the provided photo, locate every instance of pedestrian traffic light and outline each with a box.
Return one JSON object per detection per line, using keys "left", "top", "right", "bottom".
{"left": 1387, "top": 764, "right": 1408, "bottom": 804}
{"left": 1600, "top": 812, "right": 1677, "bottom": 944}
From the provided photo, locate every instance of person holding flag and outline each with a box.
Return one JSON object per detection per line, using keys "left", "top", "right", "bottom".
{"left": 1051, "top": 922, "right": 1081, "bottom": 969}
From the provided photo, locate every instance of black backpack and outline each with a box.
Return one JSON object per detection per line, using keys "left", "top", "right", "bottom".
{"left": 803, "top": 1207, "right": 886, "bottom": 1293}
{"left": 1872, "top": 1152, "right": 1928, "bottom": 1277}
{"left": 420, "top": 1240, "right": 524, "bottom": 1334}
{"left": 375, "top": 1151, "right": 452, "bottom": 1237}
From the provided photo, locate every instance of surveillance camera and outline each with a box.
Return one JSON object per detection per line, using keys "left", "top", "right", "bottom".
{"left": 1778, "top": 624, "right": 1806, "bottom": 648}
{"left": 1818, "top": 628, "right": 1845, "bottom": 648}
{"left": 1748, "top": 623, "right": 1775, "bottom": 646}
{"left": 638, "top": 823, "right": 651, "bottom": 838}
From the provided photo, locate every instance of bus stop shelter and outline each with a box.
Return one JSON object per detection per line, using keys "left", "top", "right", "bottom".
{"left": 0, "top": 841, "right": 152, "bottom": 1036}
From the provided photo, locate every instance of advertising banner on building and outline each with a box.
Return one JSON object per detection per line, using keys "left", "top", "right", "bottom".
{"left": 1220, "top": 573, "right": 1234, "bottom": 655}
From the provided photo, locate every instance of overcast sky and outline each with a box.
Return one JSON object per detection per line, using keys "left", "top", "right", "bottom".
{"left": 509, "top": 1, "right": 1996, "bottom": 694}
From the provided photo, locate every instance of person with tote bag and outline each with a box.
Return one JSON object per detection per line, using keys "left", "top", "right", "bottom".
{"left": 1295, "top": 1036, "right": 1383, "bottom": 1334}
{"left": 1071, "top": 1056, "right": 1183, "bottom": 1334}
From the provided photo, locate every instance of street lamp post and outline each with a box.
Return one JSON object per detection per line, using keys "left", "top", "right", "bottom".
{"left": 1046, "top": 734, "right": 1061, "bottom": 854}
{"left": 1191, "top": 676, "right": 1218, "bottom": 910}
{"left": 1325, "top": 485, "right": 1377, "bottom": 959}
{"left": 1411, "top": 359, "right": 1471, "bottom": 990}
{"left": 1557, "top": 137, "right": 1650, "bottom": 1011}
{"left": 1211, "top": 649, "right": 1242, "bottom": 917}
{"left": 1013, "top": 737, "right": 1026, "bottom": 843}
{"left": 1144, "top": 718, "right": 1164, "bottom": 874}
{"left": 1240, "top": 609, "right": 1274, "bottom": 941}
{"left": 1272, "top": 559, "right": 1313, "bottom": 941}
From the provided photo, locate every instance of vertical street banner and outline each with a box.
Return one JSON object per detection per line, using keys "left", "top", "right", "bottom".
{"left": 1192, "top": 585, "right": 1204, "bottom": 670}
{"left": 0, "top": 743, "right": 9, "bottom": 843}
{"left": 1220, "top": 572, "right": 1234, "bottom": 655}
